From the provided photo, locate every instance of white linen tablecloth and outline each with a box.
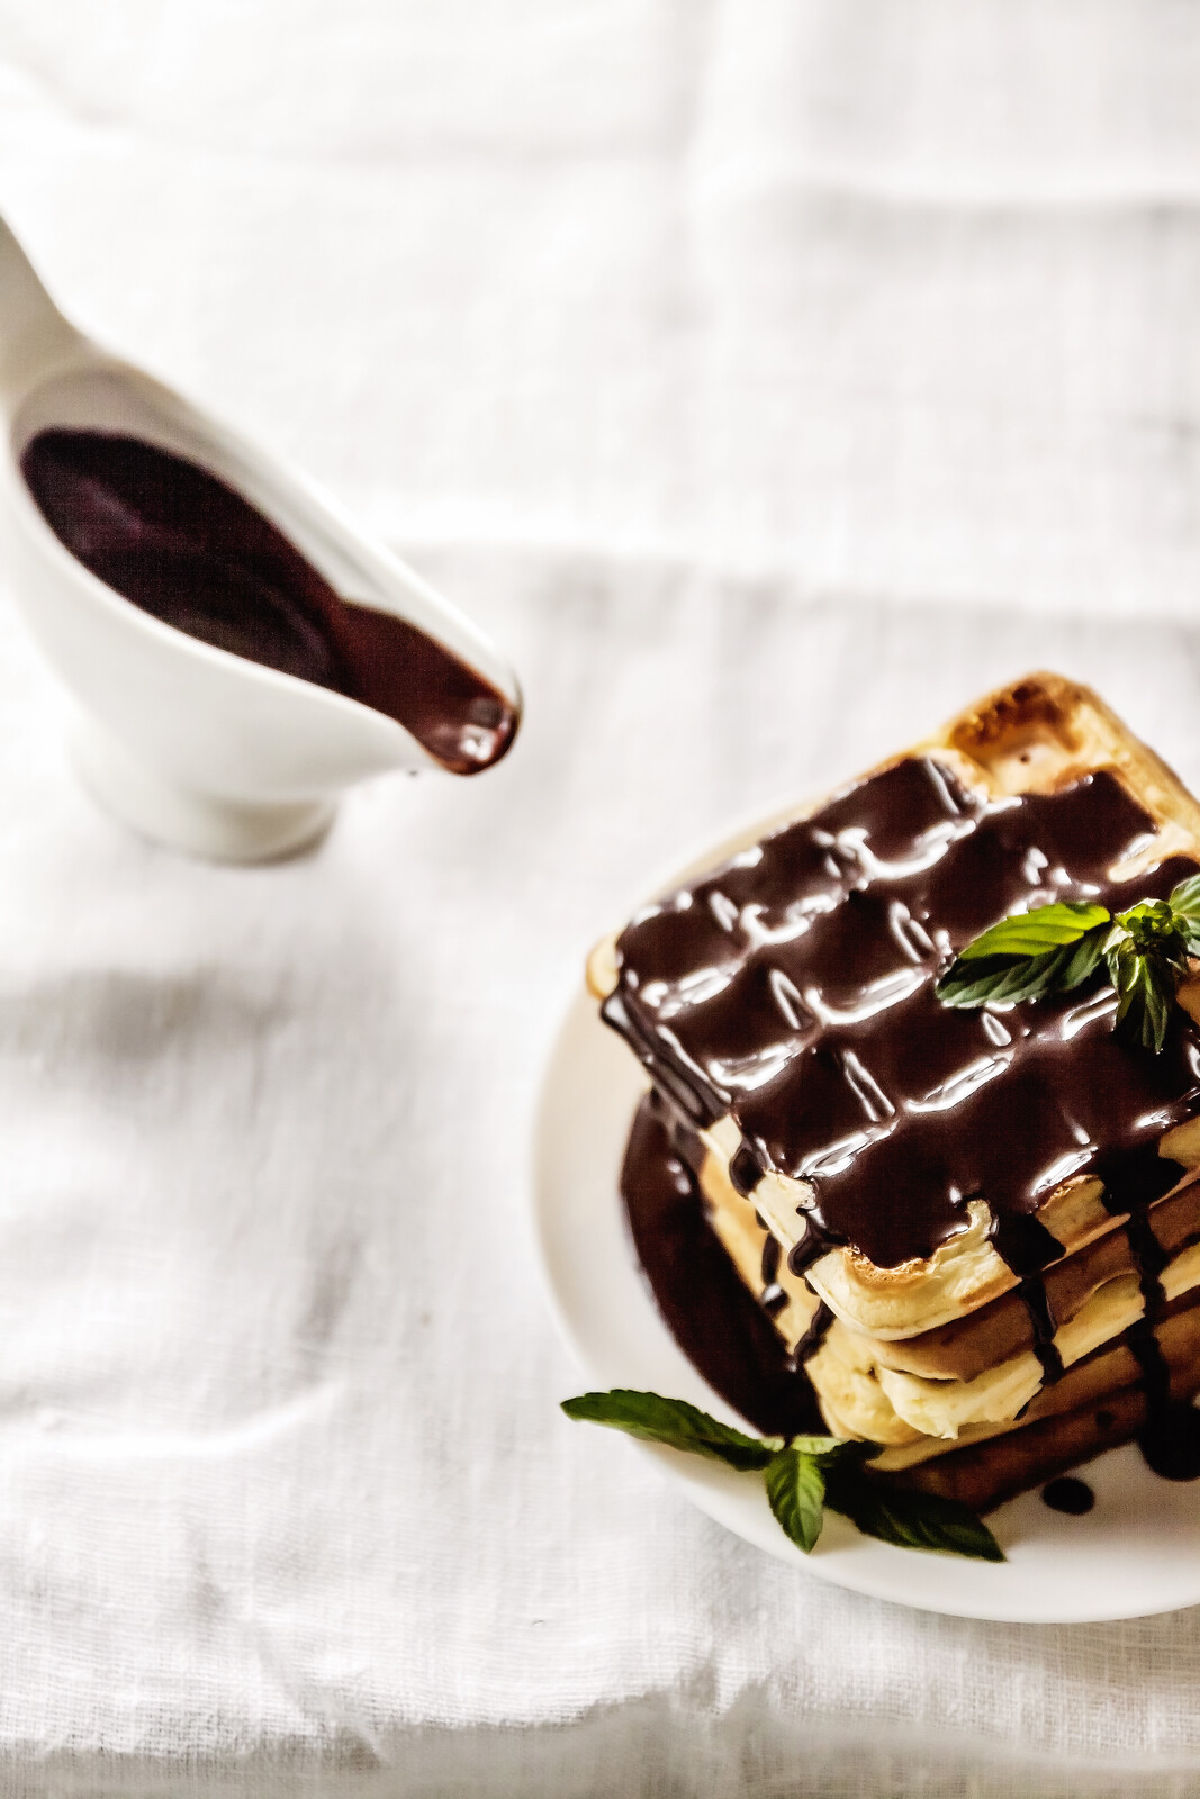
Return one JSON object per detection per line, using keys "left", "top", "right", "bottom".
{"left": 3, "top": 5, "right": 1200, "bottom": 1795}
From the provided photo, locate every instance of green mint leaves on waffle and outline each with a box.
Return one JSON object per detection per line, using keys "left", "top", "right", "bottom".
{"left": 936, "top": 873, "right": 1200, "bottom": 1054}
{"left": 561, "top": 1390, "right": 1004, "bottom": 1562}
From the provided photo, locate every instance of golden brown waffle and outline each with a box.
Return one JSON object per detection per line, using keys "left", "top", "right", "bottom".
{"left": 595, "top": 673, "right": 1200, "bottom": 1494}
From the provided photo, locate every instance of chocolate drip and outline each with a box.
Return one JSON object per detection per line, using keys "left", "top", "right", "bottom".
{"left": 760, "top": 1232, "right": 780, "bottom": 1288}
{"left": 758, "top": 1233, "right": 787, "bottom": 1312}
{"left": 989, "top": 1212, "right": 1065, "bottom": 1385}
{"left": 730, "top": 1143, "right": 764, "bottom": 1198}
{"left": 600, "top": 993, "right": 719, "bottom": 1128}
{"left": 1126, "top": 1317, "right": 1177, "bottom": 1472}
{"left": 1121, "top": 1210, "right": 1200, "bottom": 1479}
{"left": 1127, "top": 1320, "right": 1170, "bottom": 1404}
{"left": 989, "top": 1212, "right": 1064, "bottom": 1278}
{"left": 1138, "top": 1397, "right": 1200, "bottom": 1481}
{"left": 790, "top": 1300, "right": 834, "bottom": 1369}
{"left": 1096, "top": 1157, "right": 1183, "bottom": 1219}
{"left": 1017, "top": 1277, "right": 1064, "bottom": 1385}
{"left": 787, "top": 1230, "right": 826, "bottom": 1278}
{"left": 1126, "top": 1211, "right": 1169, "bottom": 1425}
{"left": 20, "top": 429, "right": 518, "bottom": 776}
{"left": 1127, "top": 1211, "right": 1170, "bottom": 1313}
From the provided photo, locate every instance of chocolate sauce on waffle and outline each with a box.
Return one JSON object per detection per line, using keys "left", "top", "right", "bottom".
{"left": 20, "top": 429, "right": 518, "bottom": 776}
{"left": 621, "top": 1091, "right": 1200, "bottom": 1485}
{"left": 606, "top": 759, "right": 1200, "bottom": 1269}
{"left": 990, "top": 1213, "right": 1068, "bottom": 1385}
{"left": 1120, "top": 1211, "right": 1200, "bottom": 1478}
{"left": 789, "top": 1299, "right": 834, "bottom": 1369}
{"left": 1016, "top": 1277, "right": 1064, "bottom": 1385}
{"left": 1139, "top": 1398, "right": 1200, "bottom": 1480}
{"left": 758, "top": 1232, "right": 787, "bottom": 1312}
{"left": 610, "top": 757, "right": 1200, "bottom": 1484}
{"left": 621, "top": 1096, "right": 822, "bottom": 1438}
{"left": 760, "top": 1232, "right": 780, "bottom": 1288}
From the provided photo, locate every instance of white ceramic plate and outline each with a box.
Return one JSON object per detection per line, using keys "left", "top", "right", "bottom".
{"left": 533, "top": 878, "right": 1200, "bottom": 1624}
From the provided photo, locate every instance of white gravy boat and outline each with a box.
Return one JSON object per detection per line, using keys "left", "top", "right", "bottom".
{"left": 0, "top": 216, "right": 522, "bottom": 861}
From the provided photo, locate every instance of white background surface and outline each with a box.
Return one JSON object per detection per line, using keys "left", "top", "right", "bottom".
{"left": 4, "top": 4, "right": 1200, "bottom": 1794}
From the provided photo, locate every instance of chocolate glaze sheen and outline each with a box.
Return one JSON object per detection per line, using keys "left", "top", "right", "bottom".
{"left": 20, "top": 429, "right": 518, "bottom": 775}
{"left": 607, "top": 759, "right": 1200, "bottom": 1271}
{"left": 609, "top": 755, "right": 1200, "bottom": 1481}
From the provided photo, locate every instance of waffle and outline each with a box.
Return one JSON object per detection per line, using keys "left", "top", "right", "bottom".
{"left": 590, "top": 674, "right": 1200, "bottom": 1338}
{"left": 892, "top": 1301, "right": 1200, "bottom": 1511}
{"left": 596, "top": 674, "right": 1200, "bottom": 1505}
{"left": 691, "top": 1125, "right": 1200, "bottom": 1447}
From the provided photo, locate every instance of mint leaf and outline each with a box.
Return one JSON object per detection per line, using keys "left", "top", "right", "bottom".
{"left": 935, "top": 888, "right": 1200, "bottom": 1054}
{"left": 1169, "top": 872, "right": 1200, "bottom": 952}
{"left": 787, "top": 1434, "right": 867, "bottom": 1466}
{"left": 765, "top": 1447, "right": 826, "bottom": 1553}
{"left": 561, "top": 1390, "right": 780, "bottom": 1471}
{"left": 935, "top": 939, "right": 1105, "bottom": 1008}
{"left": 937, "top": 905, "right": 1110, "bottom": 1009}
{"left": 564, "top": 1391, "right": 1002, "bottom": 1561}
{"left": 1103, "top": 901, "right": 1192, "bottom": 1054}
{"left": 1112, "top": 897, "right": 1189, "bottom": 954}
{"left": 825, "top": 1467, "right": 1005, "bottom": 1562}
{"left": 951, "top": 901, "right": 1113, "bottom": 961}
{"left": 1106, "top": 940, "right": 1179, "bottom": 1054}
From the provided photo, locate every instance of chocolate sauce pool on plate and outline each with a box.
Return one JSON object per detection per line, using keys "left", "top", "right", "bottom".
{"left": 21, "top": 429, "right": 518, "bottom": 776}
{"left": 610, "top": 758, "right": 1200, "bottom": 1489}
{"left": 622, "top": 1096, "right": 822, "bottom": 1440}
{"left": 1042, "top": 1476, "right": 1094, "bottom": 1515}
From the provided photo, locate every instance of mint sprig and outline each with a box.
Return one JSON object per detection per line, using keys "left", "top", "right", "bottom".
{"left": 823, "top": 1467, "right": 1004, "bottom": 1560}
{"left": 562, "top": 1390, "right": 1004, "bottom": 1562}
{"left": 935, "top": 874, "right": 1200, "bottom": 1053}
{"left": 560, "top": 1389, "right": 782, "bottom": 1472}
{"left": 764, "top": 1443, "right": 830, "bottom": 1553}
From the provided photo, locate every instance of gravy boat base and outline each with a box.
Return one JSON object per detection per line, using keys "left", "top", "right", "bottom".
{"left": 73, "top": 713, "right": 336, "bottom": 863}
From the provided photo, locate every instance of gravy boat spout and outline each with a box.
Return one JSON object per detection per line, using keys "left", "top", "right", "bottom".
{"left": 0, "top": 217, "right": 522, "bottom": 861}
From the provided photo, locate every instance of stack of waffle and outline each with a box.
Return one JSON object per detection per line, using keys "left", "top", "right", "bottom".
{"left": 588, "top": 675, "right": 1200, "bottom": 1510}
